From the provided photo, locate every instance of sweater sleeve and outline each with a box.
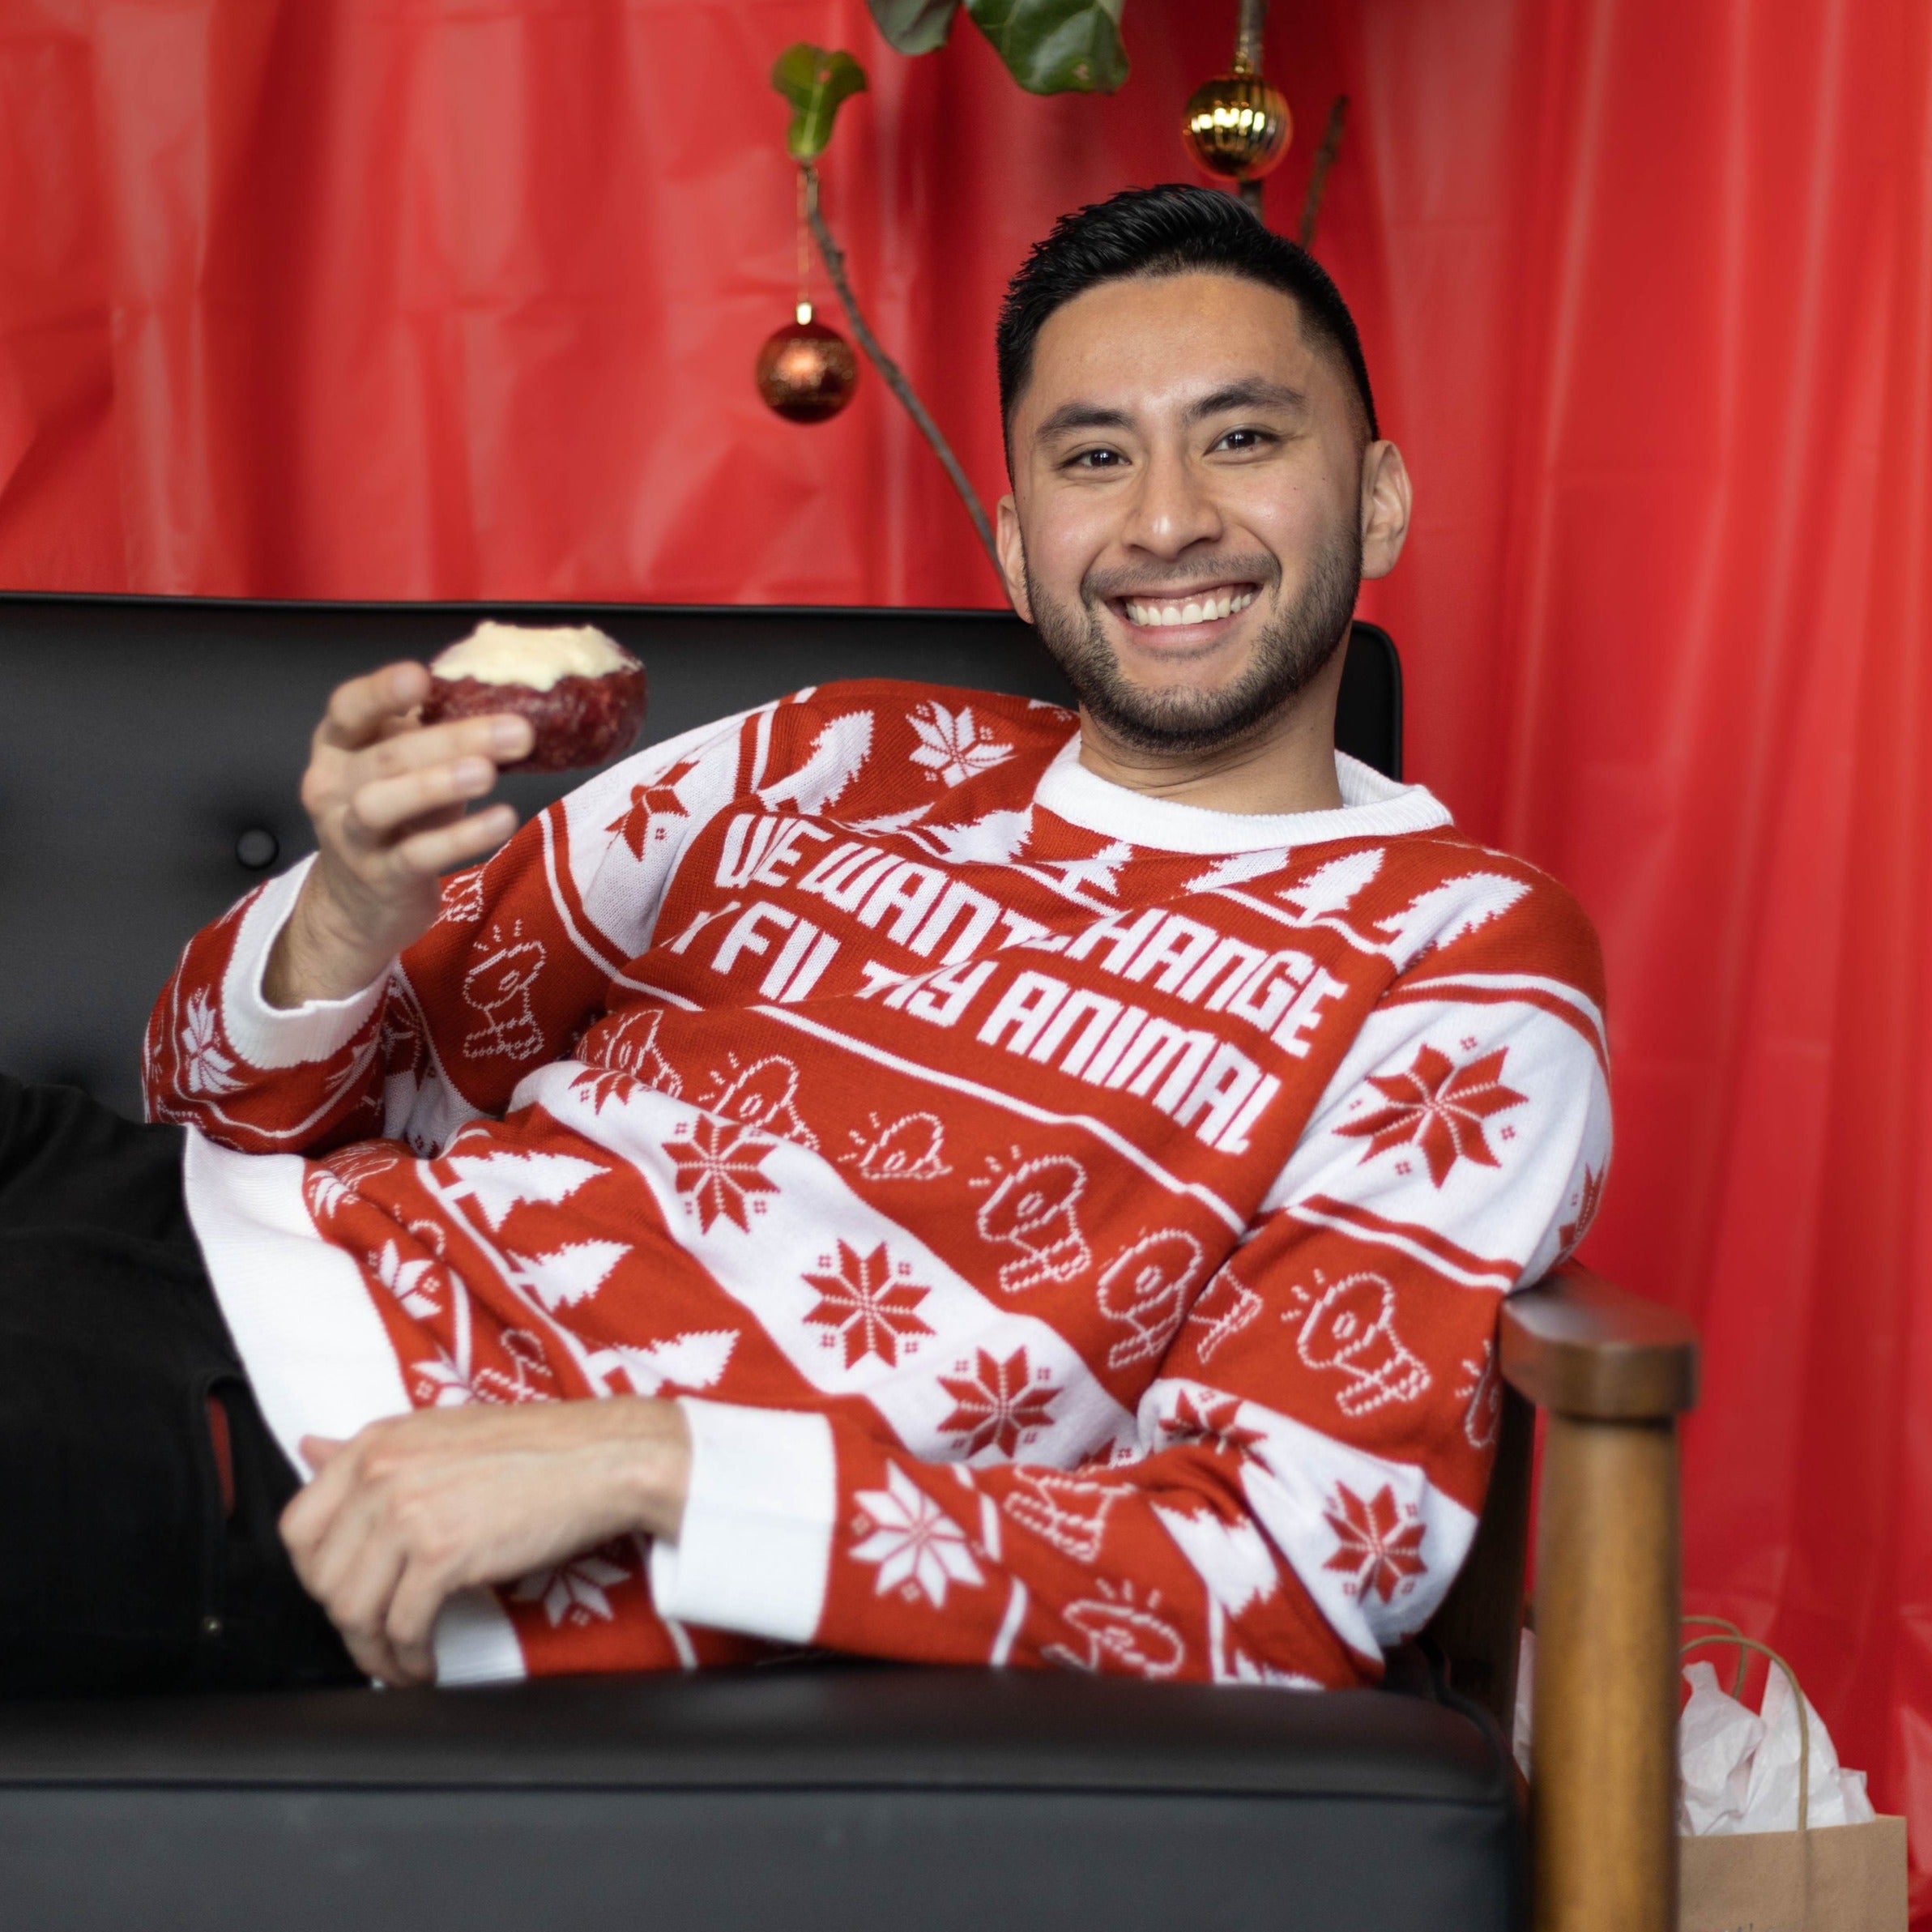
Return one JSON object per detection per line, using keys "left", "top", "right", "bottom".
{"left": 143, "top": 712, "right": 753, "bottom": 1156}
{"left": 646, "top": 960, "right": 1612, "bottom": 1686}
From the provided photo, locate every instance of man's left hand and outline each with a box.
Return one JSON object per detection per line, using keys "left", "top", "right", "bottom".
{"left": 279, "top": 1397, "right": 691, "bottom": 1687}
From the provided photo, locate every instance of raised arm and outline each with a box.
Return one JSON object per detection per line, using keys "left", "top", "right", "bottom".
{"left": 143, "top": 661, "right": 749, "bottom": 1156}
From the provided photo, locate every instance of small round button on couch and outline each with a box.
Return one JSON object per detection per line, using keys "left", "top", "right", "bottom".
{"left": 235, "top": 827, "right": 279, "bottom": 871}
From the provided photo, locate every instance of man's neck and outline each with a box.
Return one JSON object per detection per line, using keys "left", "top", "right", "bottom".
{"left": 1073, "top": 652, "right": 1350, "bottom": 817}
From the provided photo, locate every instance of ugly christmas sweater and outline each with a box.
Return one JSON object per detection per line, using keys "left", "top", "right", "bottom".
{"left": 147, "top": 679, "right": 1610, "bottom": 1689}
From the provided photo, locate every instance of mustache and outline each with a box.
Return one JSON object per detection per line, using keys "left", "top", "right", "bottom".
{"left": 1081, "top": 554, "right": 1282, "bottom": 604}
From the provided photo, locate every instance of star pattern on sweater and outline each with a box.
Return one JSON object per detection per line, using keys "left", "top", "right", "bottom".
{"left": 663, "top": 1117, "right": 779, "bottom": 1233}
{"left": 803, "top": 1242, "right": 936, "bottom": 1367}
{"left": 1334, "top": 1043, "right": 1528, "bottom": 1187}
{"left": 1322, "top": 1484, "right": 1427, "bottom": 1602}
{"left": 938, "top": 1347, "right": 1058, "bottom": 1457}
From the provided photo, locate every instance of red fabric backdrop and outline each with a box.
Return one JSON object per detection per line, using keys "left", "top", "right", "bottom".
{"left": 2, "top": 0, "right": 1927, "bottom": 1904}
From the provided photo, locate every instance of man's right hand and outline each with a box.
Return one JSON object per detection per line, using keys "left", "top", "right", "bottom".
{"left": 262, "top": 662, "right": 535, "bottom": 1009}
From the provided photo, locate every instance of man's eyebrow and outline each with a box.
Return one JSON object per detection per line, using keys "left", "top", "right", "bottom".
{"left": 1034, "top": 401, "right": 1135, "bottom": 441}
{"left": 1185, "top": 379, "right": 1307, "bottom": 422}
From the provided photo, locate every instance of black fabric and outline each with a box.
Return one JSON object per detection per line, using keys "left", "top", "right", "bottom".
{"left": 0, "top": 1076, "right": 360, "bottom": 1695}
{"left": 0, "top": 1669, "right": 1524, "bottom": 1932}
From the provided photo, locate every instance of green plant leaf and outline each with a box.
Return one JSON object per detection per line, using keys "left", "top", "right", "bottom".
{"left": 865, "top": 0, "right": 964, "bottom": 54}
{"left": 771, "top": 44, "right": 870, "bottom": 160}
{"left": 965, "top": 0, "right": 1128, "bottom": 95}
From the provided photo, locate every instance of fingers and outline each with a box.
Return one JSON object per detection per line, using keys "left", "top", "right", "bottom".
{"left": 385, "top": 1562, "right": 455, "bottom": 1683}
{"left": 341, "top": 754, "right": 499, "bottom": 843}
{"left": 326, "top": 1535, "right": 413, "bottom": 1686}
{"left": 284, "top": 1428, "right": 448, "bottom": 1689}
{"left": 317, "top": 663, "right": 430, "bottom": 751}
{"left": 326, "top": 714, "right": 530, "bottom": 859}
{"left": 354, "top": 711, "right": 532, "bottom": 785}
{"left": 388, "top": 806, "right": 518, "bottom": 878}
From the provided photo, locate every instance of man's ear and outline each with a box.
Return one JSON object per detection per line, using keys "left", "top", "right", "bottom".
{"left": 1358, "top": 441, "right": 1414, "bottom": 582}
{"left": 996, "top": 493, "right": 1034, "bottom": 621}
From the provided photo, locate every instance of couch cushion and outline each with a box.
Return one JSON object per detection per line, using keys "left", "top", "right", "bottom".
{"left": 0, "top": 1665, "right": 1520, "bottom": 1931}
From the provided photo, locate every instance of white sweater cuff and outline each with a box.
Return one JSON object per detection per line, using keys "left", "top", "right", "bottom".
{"left": 648, "top": 1399, "right": 837, "bottom": 1644}
{"left": 219, "top": 856, "right": 392, "bottom": 1069}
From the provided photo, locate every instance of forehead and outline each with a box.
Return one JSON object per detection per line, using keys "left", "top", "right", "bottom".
{"left": 1020, "top": 271, "right": 1337, "bottom": 430}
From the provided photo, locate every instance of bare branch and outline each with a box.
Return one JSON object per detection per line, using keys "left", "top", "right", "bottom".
{"left": 1298, "top": 96, "right": 1349, "bottom": 251}
{"left": 800, "top": 161, "right": 1002, "bottom": 581}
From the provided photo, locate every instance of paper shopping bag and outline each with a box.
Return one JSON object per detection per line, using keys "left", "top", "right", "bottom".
{"left": 1678, "top": 1814, "right": 1907, "bottom": 1932}
{"left": 1678, "top": 1622, "right": 1907, "bottom": 1932}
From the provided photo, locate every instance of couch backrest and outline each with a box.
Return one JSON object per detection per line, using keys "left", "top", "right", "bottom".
{"left": 0, "top": 595, "right": 1401, "bottom": 1116}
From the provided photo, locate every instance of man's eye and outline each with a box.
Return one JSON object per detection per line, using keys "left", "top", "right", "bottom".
{"left": 1068, "top": 448, "right": 1125, "bottom": 470}
{"left": 1215, "top": 427, "right": 1275, "bottom": 453}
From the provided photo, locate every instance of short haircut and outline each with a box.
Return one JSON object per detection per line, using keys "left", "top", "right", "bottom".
{"left": 996, "top": 183, "right": 1380, "bottom": 452}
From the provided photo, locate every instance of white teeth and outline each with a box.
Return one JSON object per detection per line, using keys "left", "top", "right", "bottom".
{"left": 1123, "top": 586, "right": 1259, "bottom": 628}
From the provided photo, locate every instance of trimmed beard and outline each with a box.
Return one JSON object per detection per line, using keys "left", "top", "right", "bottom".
{"left": 1023, "top": 522, "right": 1363, "bottom": 753}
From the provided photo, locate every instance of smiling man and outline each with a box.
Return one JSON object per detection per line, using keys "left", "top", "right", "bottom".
{"left": 2, "top": 186, "right": 1610, "bottom": 1696}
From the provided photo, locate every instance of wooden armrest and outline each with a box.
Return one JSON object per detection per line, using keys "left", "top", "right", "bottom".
{"left": 1501, "top": 1264, "right": 1698, "bottom": 1421}
{"left": 1511, "top": 1267, "right": 1700, "bottom": 1932}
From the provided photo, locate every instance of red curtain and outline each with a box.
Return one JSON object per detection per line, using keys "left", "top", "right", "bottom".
{"left": 2, "top": 0, "right": 1927, "bottom": 1906}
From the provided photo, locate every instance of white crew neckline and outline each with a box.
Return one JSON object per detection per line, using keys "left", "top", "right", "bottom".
{"left": 1032, "top": 730, "right": 1452, "bottom": 855}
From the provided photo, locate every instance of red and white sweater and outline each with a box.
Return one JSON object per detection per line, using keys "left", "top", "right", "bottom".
{"left": 147, "top": 680, "right": 1610, "bottom": 1689}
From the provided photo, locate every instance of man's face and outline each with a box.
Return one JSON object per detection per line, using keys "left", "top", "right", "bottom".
{"left": 998, "top": 271, "right": 1371, "bottom": 754}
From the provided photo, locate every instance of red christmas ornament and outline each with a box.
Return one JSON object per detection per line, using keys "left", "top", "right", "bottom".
{"left": 757, "top": 301, "right": 859, "bottom": 424}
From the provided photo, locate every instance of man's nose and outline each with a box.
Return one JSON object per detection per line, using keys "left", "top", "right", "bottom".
{"left": 1120, "top": 446, "right": 1224, "bottom": 559}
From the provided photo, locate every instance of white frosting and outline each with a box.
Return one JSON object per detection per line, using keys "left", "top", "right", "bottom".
{"left": 431, "top": 621, "right": 633, "bottom": 691}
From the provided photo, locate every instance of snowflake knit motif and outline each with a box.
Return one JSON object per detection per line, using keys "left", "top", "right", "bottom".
{"left": 1559, "top": 1164, "right": 1606, "bottom": 1251}
{"left": 1322, "top": 1484, "right": 1427, "bottom": 1602}
{"left": 513, "top": 1549, "right": 630, "bottom": 1627}
{"left": 851, "top": 1464, "right": 985, "bottom": 1607}
{"left": 179, "top": 990, "right": 243, "bottom": 1095}
{"left": 1334, "top": 1042, "right": 1528, "bottom": 1186}
{"left": 906, "top": 701, "right": 1014, "bottom": 787}
{"left": 662, "top": 1117, "right": 780, "bottom": 1232}
{"left": 937, "top": 1346, "right": 1058, "bottom": 1457}
{"left": 1158, "top": 1388, "right": 1266, "bottom": 1457}
{"left": 802, "top": 1242, "right": 936, "bottom": 1367}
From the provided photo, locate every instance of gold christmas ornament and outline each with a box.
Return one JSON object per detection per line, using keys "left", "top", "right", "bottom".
{"left": 757, "top": 302, "right": 859, "bottom": 424}
{"left": 1183, "top": 62, "right": 1291, "bottom": 181}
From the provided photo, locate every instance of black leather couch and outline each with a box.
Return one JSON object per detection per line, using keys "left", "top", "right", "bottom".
{"left": 0, "top": 595, "right": 1520, "bottom": 1932}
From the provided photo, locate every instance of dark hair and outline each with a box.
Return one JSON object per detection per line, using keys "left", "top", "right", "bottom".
{"left": 996, "top": 183, "right": 1379, "bottom": 450}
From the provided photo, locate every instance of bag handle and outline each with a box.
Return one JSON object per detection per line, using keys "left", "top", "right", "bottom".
{"left": 1681, "top": 1620, "right": 1813, "bottom": 1832}
{"left": 1683, "top": 1613, "right": 1750, "bottom": 1696}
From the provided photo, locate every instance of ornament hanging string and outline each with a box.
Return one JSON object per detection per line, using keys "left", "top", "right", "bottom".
{"left": 795, "top": 169, "right": 814, "bottom": 322}
{"left": 800, "top": 160, "right": 1001, "bottom": 578}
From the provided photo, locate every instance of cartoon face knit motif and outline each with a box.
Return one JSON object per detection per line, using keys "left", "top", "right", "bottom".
{"left": 147, "top": 680, "right": 1611, "bottom": 1688}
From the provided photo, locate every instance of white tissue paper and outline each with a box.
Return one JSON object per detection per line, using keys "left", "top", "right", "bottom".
{"left": 1678, "top": 1657, "right": 1877, "bottom": 1835}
